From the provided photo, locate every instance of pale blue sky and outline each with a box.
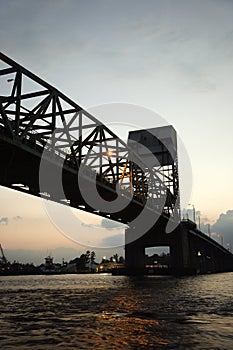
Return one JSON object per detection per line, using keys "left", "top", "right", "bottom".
{"left": 1, "top": 0, "right": 233, "bottom": 257}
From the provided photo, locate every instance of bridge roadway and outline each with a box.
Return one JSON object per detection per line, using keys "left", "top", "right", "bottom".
{"left": 1, "top": 52, "right": 233, "bottom": 275}
{"left": 0, "top": 125, "right": 155, "bottom": 224}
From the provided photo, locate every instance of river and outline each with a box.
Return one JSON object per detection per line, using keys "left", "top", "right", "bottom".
{"left": 0, "top": 273, "right": 233, "bottom": 349}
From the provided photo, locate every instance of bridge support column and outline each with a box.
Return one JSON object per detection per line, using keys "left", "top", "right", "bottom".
{"left": 125, "top": 242, "right": 145, "bottom": 275}
{"left": 170, "top": 224, "right": 195, "bottom": 275}
{"left": 125, "top": 228, "right": 145, "bottom": 275}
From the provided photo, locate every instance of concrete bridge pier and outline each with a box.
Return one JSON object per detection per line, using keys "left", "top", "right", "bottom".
{"left": 125, "top": 222, "right": 202, "bottom": 276}
{"left": 169, "top": 224, "right": 196, "bottom": 275}
{"left": 125, "top": 227, "right": 145, "bottom": 275}
{"left": 125, "top": 242, "right": 145, "bottom": 275}
{"left": 125, "top": 224, "right": 193, "bottom": 276}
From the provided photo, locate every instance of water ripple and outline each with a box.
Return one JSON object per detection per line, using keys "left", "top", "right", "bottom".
{"left": 0, "top": 273, "right": 233, "bottom": 349}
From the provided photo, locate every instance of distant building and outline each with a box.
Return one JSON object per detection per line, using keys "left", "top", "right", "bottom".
{"left": 65, "top": 260, "right": 99, "bottom": 273}
{"left": 40, "top": 256, "right": 61, "bottom": 274}
{"left": 98, "top": 261, "right": 124, "bottom": 273}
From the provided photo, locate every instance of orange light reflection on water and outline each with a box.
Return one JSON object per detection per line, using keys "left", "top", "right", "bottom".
{"left": 90, "top": 290, "right": 169, "bottom": 349}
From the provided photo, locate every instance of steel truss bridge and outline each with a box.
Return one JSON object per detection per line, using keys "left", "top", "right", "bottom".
{"left": 0, "top": 52, "right": 179, "bottom": 220}
{"left": 0, "top": 52, "right": 233, "bottom": 275}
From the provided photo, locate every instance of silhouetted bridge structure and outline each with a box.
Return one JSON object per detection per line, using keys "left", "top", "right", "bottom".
{"left": 0, "top": 52, "right": 233, "bottom": 275}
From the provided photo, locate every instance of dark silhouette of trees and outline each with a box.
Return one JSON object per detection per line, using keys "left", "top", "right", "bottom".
{"left": 90, "top": 251, "right": 96, "bottom": 264}
{"left": 118, "top": 256, "right": 125, "bottom": 263}
{"left": 85, "top": 250, "right": 91, "bottom": 263}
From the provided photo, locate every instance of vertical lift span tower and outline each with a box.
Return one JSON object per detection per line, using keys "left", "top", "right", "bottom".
{"left": 125, "top": 125, "right": 181, "bottom": 275}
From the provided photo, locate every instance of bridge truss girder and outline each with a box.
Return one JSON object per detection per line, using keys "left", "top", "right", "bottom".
{"left": 0, "top": 52, "right": 179, "bottom": 218}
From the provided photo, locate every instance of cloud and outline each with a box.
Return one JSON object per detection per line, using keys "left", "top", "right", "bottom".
{"left": 0, "top": 217, "right": 8, "bottom": 225}
{"left": 80, "top": 218, "right": 126, "bottom": 231}
{"left": 101, "top": 218, "right": 126, "bottom": 231}
{"left": 0, "top": 216, "right": 22, "bottom": 225}
{"left": 13, "top": 216, "right": 22, "bottom": 220}
{"left": 212, "top": 210, "right": 233, "bottom": 246}
{"left": 81, "top": 222, "right": 96, "bottom": 229}
{"left": 100, "top": 233, "right": 124, "bottom": 247}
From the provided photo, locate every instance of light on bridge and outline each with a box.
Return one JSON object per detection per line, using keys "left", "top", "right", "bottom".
{"left": 106, "top": 150, "right": 114, "bottom": 157}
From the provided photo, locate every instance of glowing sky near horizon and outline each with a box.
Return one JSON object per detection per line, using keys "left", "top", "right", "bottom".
{"left": 1, "top": 0, "right": 233, "bottom": 253}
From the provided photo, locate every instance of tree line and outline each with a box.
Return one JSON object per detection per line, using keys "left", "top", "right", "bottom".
{"left": 68, "top": 251, "right": 125, "bottom": 269}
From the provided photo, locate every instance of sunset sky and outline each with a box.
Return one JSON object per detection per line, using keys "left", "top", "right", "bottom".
{"left": 1, "top": 0, "right": 233, "bottom": 262}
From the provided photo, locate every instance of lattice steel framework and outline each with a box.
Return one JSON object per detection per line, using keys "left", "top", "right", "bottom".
{"left": 128, "top": 127, "right": 180, "bottom": 216}
{"left": 0, "top": 52, "right": 179, "bottom": 217}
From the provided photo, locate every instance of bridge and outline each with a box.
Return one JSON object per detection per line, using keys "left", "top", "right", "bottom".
{"left": 0, "top": 52, "right": 233, "bottom": 275}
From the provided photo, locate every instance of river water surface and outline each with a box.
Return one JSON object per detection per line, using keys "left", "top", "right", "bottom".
{"left": 0, "top": 273, "right": 233, "bottom": 349}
